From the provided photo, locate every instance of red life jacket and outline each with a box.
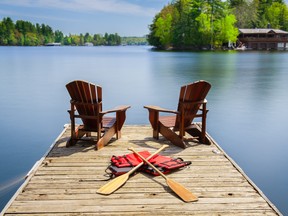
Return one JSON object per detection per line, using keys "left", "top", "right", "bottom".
{"left": 108, "top": 151, "right": 191, "bottom": 177}
{"left": 110, "top": 151, "right": 151, "bottom": 167}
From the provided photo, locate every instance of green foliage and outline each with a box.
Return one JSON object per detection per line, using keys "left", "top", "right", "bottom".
{"left": 196, "top": 13, "right": 212, "bottom": 46}
{"left": 155, "top": 14, "right": 173, "bottom": 48}
{"left": 55, "top": 30, "right": 64, "bottom": 43}
{"left": 148, "top": 0, "right": 239, "bottom": 49}
{"left": 106, "top": 33, "right": 121, "bottom": 45}
{"left": 0, "top": 17, "right": 122, "bottom": 46}
{"left": 148, "top": 14, "right": 162, "bottom": 48}
{"left": 263, "top": 2, "right": 288, "bottom": 30}
{"left": 121, "top": 37, "right": 147, "bottom": 45}
{"left": 230, "top": 0, "right": 258, "bottom": 28}
{"left": 149, "top": 0, "right": 288, "bottom": 49}
{"left": 230, "top": 0, "right": 288, "bottom": 30}
{"left": 214, "top": 14, "right": 238, "bottom": 47}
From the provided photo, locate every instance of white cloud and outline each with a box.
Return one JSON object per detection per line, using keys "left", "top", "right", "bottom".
{"left": 0, "top": 0, "right": 158, "bottom": 17}
{"left": 0, "top": 8, "right": 75, "bottom": 22}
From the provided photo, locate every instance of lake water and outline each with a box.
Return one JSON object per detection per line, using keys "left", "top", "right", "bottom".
{"left": 0, "top": 46, "right": 287, "bottom": 215}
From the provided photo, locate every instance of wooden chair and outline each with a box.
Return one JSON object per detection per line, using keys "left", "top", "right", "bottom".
{"left": 66, "top": 80, "right": 130, "bottom": 150}
{"left": 144, "top": 80, "right": 211, "bottom": 148}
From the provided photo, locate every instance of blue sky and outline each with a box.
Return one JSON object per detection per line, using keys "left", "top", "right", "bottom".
{"left": 0, "top": 0, "right": 171, "bottom": 36}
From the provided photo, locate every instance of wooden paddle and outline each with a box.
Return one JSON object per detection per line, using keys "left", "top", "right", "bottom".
{"left": 97, "top": 145, "right": 169, "bottom": 195}
{"left": 129, "top": 147, "right": 198, "bottom": 202}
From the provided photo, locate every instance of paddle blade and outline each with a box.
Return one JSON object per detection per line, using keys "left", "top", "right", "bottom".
{"left": 166, "top": 178, "right": 198, "bottom": 202}
{"left": 97, "top": 173, "right": 129, "bottom": 195}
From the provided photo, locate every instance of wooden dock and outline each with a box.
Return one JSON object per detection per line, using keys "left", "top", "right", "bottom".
{"left": 1, "top": 125, "right": 282, "bottom": 215}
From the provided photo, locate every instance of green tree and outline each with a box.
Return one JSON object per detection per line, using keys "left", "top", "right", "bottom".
{"left": 79, "top": 33, "right": 84, "bottom": 45}
{"left": 14, "top": 30, "right": 24, "bottom": 45}
{"left": 63, "top": 36, "right": 72, "bottom": 45}
{"left": 41, "top": 24, "right": 54, "bottom": 44}
{"left": 230, "top": 0, "right": 259, "bottom": 28}
{"left": 70, "top": 34, "right": 80, "bottom": 45}
{"left": 196, "top": 13, "right": 212, "bottom": 47}
{"left": 148, "top": 0, "right": 238, "bottom": 49}
{"left": 84, "top": 33, "right": 92, "bottom": 43}
{"left": 106, "top": 33, "right": 121, "bottom": 45}
{"left": 24, "top": 32, "right": 38, "bottom": 46}
{"left": 264, "top": 2, "right": 288, "bottom": 30}
{"left": 93, "top": 34, "right": 104, "bottom": 45}
{"left": 55, "top": 30, "right": 64, "bottom": 43}
{"left": 0, "top": 17, "right": 16, "bottom": 45}
{"left": 172, "top": 0, "right": 198, "bottom": 48}
{"left": 148, "top": 13, "right": 162, "bottom": 48}
{"left": 214, "top": 14, "right": 238, "bottom": 47}
{"left": 104, "top": 33, "right": 109, "bottom": 44}
{"left": 155, "top": 14, "right": 173, "bottom": 48}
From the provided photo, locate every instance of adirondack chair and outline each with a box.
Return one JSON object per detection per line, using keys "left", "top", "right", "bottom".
{"left": 144, "top": 80, "right": 211, "bottom": 148}
{"left": 66, "top": 80, "right": 130, "bottom": 150}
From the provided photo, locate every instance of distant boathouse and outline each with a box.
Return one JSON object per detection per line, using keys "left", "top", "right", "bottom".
{"left": 238, "top": 28, "right": 288, "bottom": 50}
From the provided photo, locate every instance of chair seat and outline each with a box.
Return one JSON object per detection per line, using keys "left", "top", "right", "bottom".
{"left": 103, "top": 117, "right": 116, "bottom": 128}
{"left": 159, "top": 116, "right": 176, "bottom": 128}
{"left": 83, "top": 117, "right": 116, "bottom": 131}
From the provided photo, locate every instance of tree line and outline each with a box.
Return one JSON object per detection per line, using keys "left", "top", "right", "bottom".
{"left": 148, "top": 0, "right": 288, "bottom": 50}
{"left": 0, "top": 17, "right": 122, "bottom": 46}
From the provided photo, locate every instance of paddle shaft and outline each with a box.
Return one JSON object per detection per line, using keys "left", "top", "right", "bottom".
{"left": 126, "top": 145, "right": 169, "bottom": 176}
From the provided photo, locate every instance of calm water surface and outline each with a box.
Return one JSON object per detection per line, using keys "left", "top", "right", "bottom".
{"left": 0, "top": 46, "right": 287, "bottom": 215}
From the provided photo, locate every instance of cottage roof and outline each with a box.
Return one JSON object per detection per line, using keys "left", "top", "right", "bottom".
{"left": 239, "top": 28, "right": 288, "bottom": 34}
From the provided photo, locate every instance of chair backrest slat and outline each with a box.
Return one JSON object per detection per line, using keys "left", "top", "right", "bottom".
{"left": 175, "top": 80, "right": 211, "bottom": 129}
{"left": 66, "top": 80, "right": 103, "bottom": 130}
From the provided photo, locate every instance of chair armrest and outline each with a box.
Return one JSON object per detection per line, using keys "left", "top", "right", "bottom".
{"left": 101, "top": 105, "right": 131, "bottom": 115}
{"left": 144, "top": 105, "right": 179, "bottom": 114}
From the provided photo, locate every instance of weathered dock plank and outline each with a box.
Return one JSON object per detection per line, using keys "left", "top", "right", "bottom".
{"left": 1, "top": 125, "right": 282, "bottom": 215}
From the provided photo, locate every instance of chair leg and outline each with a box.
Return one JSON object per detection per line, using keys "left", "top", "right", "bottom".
{"left": 96, "top": 126, "right": 116, "bottom": 150}
{"left": 116, "top": 130, "right": 121, "bottom": 139}
{"left": 67, "top": 104, "right": 77, "bottom": 147}
{"left": 201, "top": 103, "right": 207, "bottom": 144}
{"left": 159, "top": 123, "right": 186, "bottom": 148}
{"left": 66, "top": 137, "right": 74, "bottom": 147}
{"left": 146, "top": 109, "right": 160, "bottom": 139}
{"left": 66, "top": 125, "right": 87, "bottom": 147}
{"left": 115, "top": 117, "right": 121, "bottom": 139}
{"left": 67, "top": 122, "right": 77, "bottom": 147}
{"left": 153, "top": 128, "right": 159, "bottom": 139}
{"left": 97, "top": 123, "right": 101, "bottom": 143}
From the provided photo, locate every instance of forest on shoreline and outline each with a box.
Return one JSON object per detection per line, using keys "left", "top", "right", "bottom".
{"left": 0, "top": 17, "right": 147, "bottom": 46}
{"left": 148, "top": 0, "right": 288, "bottom": 50}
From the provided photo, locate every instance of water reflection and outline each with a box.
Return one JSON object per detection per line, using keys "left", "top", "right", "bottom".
{"left": 0, "top": 46, "right": 287, "bottom": 215}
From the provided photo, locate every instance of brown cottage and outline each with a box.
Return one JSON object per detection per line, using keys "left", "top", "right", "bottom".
{"left": 238, "top": 28, "right": 288, "bottom": 50}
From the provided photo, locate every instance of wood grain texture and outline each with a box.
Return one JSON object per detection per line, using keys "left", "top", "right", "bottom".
{"left": 1, "top": 125, "right": 282, "bottom": 216}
